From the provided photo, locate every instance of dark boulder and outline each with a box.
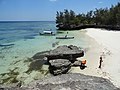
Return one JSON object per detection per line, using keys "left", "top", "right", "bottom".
{"left": 47, "top": 45, "right": 84, "bottom": 63}
{"left": 72, "top": 60, "right": 81, "bottom": 66}
{"left": 47, "top": 45, "right": 84, "bottom": 75}
{"left": 31, "top": 45, "right": 84, "bottom": 75}
{"left": 32, "top": 45, "right": 84, "bottom": 63}
{"left": 49, "top": 59, "right": 71, "bottom": 75}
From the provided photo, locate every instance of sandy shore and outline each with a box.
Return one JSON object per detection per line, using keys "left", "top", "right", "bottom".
{"left": 83, "top": 28, "right": 120, "bottom": 88}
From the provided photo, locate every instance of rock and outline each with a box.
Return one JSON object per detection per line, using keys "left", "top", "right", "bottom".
{"left": 49, "top": 59, "right": 71, "bottom": 68}
{"left": 32, "top": 45, "right": 84, "bottom": 63}
{"left": 47, "top": 45, "right": 84, "bottom": 63}
{"left": 0, "top": 71, "right": 119, "bottom": 90}
{"left": 46, "top": 45, "right": 84, "bottom": 75}
{"left": 21, "top": 73, "right": 119, "bottom": 90}
{"left": 72, "top": 60, "right": 81, "bottom": 66}
{"left": 32, "top": 45, "right": 84, "bottom": 64}
{"left": 30, "top": 45, "right": 84, "bottom": 75}
{"left": 49, "top": 59, "right": 71, "bottom": 75}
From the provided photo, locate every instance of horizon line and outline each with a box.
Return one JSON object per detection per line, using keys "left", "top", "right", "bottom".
{"left": 0, "top": 20, "right": 55, "bottom": 22}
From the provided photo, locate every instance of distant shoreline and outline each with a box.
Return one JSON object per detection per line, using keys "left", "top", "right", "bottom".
{"left": 0, "top": 21, "right": 55, "bottom": 23}
{"left": 57, "top": 24, "right": 120, "bottom": 31}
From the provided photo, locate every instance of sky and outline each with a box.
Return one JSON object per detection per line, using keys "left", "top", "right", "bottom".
{"left": 0, "top": 0, "right": 119, "bottom": 21}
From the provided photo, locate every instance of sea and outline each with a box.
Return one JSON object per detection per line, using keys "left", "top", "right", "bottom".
{"left": 0, "top": 21, "right": 92, "bottom": 84}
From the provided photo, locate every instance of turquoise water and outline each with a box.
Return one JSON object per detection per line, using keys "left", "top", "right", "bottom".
{"left": 0, "top": 21, "right": 92, "bottom": 84}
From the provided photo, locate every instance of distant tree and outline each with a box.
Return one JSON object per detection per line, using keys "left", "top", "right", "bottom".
{"left": 59, "top": 12, "right": 64, "bottom": 24}
{"left": 116, "top": 3, "right": 120, "bottom": 25}
{"left": 56, "top": 11, "right": 60, "bottom": 24}
{"left": 56, "top": 2, "right": 120, "bottom": 28}
{"left": 69, "top": 10, "right": 76, "bottom": 24}
{"left": 86, "top": 11, "right": 93, "bottom": 24}
{"left": 64, "top": 9, "right": 70, "bottom": 24}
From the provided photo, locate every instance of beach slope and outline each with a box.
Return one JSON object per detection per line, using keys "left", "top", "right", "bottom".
{"left": 86, "top": 28, "right": 120, "bottom": 87}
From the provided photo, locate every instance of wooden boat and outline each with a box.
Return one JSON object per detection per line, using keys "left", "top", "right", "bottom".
{"left": 39, "top": 30, "right": 55, "bottom": 36}
{"left": 56, "top": 36, "right": 74, "bottom": 39}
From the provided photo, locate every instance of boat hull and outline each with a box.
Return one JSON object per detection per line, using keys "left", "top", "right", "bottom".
{"left": 56, "top": 36, "right": 74, "bottom": 39}
{"left": 39, "top": 33, "right": 55, "bottom": 36}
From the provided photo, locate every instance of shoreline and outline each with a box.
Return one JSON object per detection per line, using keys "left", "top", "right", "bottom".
{"left": 70, "top": 30, "right": 104, "bottom": 77}
{"left": 84, "top": 28, "right": 120, "bottom": 88}
{"left": 57, "top": 24, "right": 120, "bottom": 31}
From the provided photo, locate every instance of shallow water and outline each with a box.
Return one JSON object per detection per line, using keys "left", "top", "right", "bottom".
{"left": 0, "top": 21, "right": 92, "bottom": 84}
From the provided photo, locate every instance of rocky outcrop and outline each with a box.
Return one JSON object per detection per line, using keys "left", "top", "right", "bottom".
{"left": 47, "top": 45, "right": 84, "bottom": 63}
{"left": 32, "top": 45, "right": 84, "bottom": 63}
{"left": 1, "top": 73, "right": 119, "bottom": 90}
{"left": 27, "top": 73, "right": 119, "bottom": 90}
{"left": 47, "top": 45, "right": 84, "bottom": 75}
{"left": 72, "top": 60, "right": 82, "bottom": 66}
{"left": 49, "top": 59, "right": 71, "bottom": 75}
{"left": 31, "top": 45, "right": 84, "bottom": 75}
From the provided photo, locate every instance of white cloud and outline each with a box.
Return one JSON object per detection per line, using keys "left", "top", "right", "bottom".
{"left": 49, "top": 0, "right": 57, "bottom": 1}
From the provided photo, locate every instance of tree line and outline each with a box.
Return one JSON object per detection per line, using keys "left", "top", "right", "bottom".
{"left": 56, "top": 3, "right": 120, "bottom": 27}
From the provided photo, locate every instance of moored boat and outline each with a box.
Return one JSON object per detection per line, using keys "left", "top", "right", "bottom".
{"left": 39, "top": 30, "right": 55, "bottom": 36}
{"left": 56, "top": 36, "right": 74, "bottom": 39}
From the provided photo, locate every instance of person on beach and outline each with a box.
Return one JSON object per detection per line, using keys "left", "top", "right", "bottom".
{"left": 81, "top": 60, "right": 86, "bottom": 66}
{"left": 80, "top": 60, "right": 86, "bottom": 69}
{"left": 65, "top": 32, "right": 68, "bottom": 38}
{"left": 99, "top": 56, "right": 103, "bottom": 68}
{"left": 65, "top": 35, "right": 67, "bottom": 38}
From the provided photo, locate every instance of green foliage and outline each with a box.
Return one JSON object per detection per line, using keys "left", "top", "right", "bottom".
{"left": 56, "top": 3, "right": 120, "bottom": 26}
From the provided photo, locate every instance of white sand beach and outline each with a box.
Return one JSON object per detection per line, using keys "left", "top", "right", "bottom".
{"left": 73, "top": 28, "right": 120, "bottom": 88}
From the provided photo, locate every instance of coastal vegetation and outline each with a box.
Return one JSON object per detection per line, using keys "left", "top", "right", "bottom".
{"left": 56, "top": 3, "right": 120, "bottom": 30}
